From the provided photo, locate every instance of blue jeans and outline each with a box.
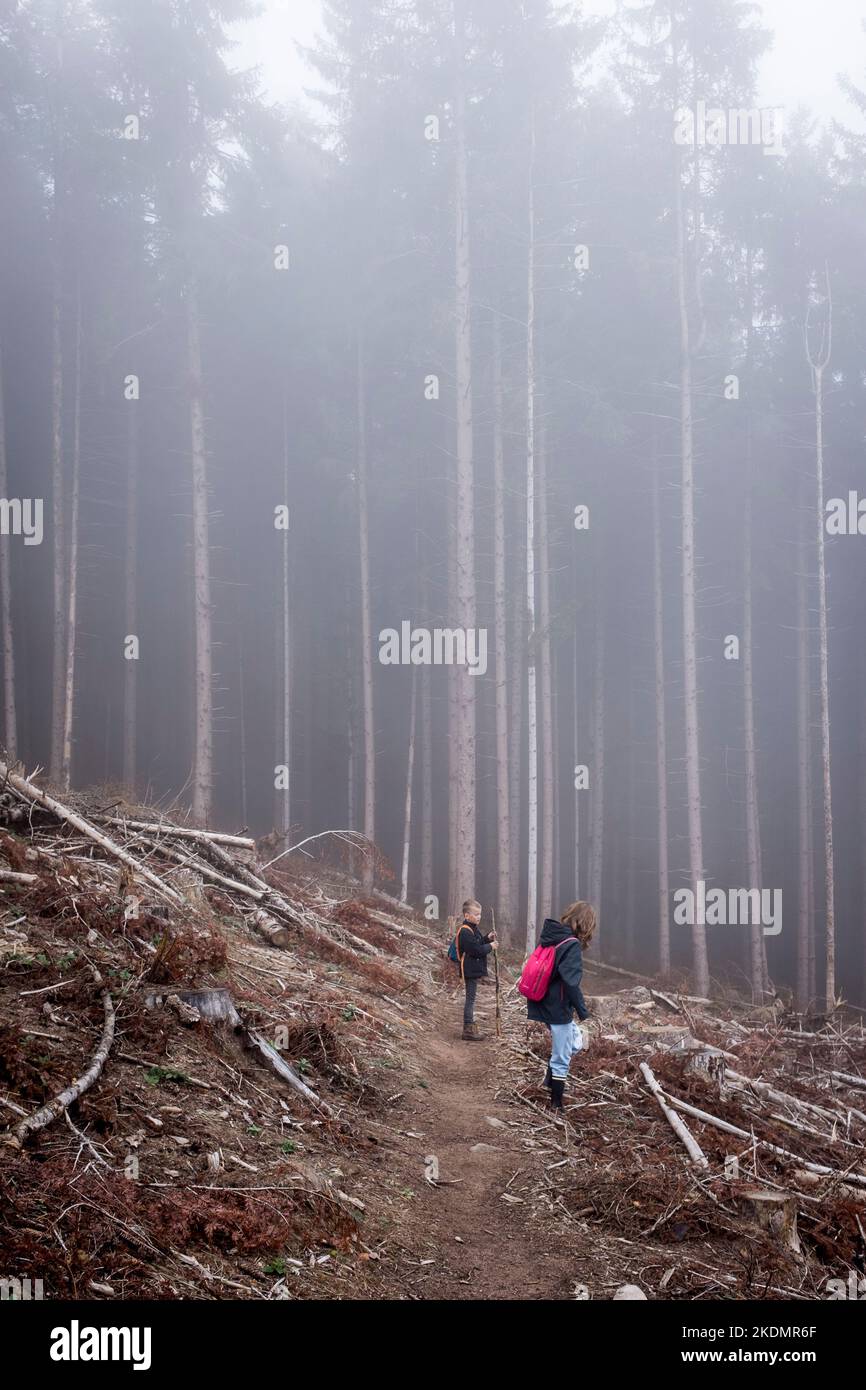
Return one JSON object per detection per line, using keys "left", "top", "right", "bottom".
{"left": 549, "top": 1020, "right": 582, "bottom": 1080}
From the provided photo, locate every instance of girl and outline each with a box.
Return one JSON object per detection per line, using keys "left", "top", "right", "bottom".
{"left": 526, "top": 901, "right": 595, "bottom": 1109}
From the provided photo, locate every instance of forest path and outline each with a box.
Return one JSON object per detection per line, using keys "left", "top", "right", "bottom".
{"left": 362, "top": 981, "right": 590, "bottom": 1300}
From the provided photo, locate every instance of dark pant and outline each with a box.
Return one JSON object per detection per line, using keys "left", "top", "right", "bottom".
{"left": 463, "top": 977, "right": 478, "bottom": 1027}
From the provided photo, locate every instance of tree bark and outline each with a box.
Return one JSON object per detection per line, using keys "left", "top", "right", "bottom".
{"left": 187, "top": 280, "right": 213, "bottom": 825}
{"left": 49, "top": 156, "right": 66, "bottom": 785}
{"left": 275, "top": 390, "right": 292, "bottom": 843}
{"left": 491, "top": 314, "right": 513, "bottom": 936}
{"left": 122, "top": 404, "right": 138, "bottom": 792}
{"left": 588, "top": 586, "right": 604, "bottom": 942}
{"left": 400, "top": 669, "right": 417, "bottom": 904}
{"left": 420, "top": 648, "right": 433, "bottom": 899}
{"left": 452, "top": 0, "right": 477, "bottom": 902}
{"left": 652, "top": 438, "right": 670, "bottom": 974}
{"left": 0, "top": 337, "right": 17, "bottom": 760}
{"left": 674, "top": 122, "right": 709, "bottom": 996}
{"left": 537, "top": 417, "right": 554, "bottom": 919}
{"left": 524, "top": 103, "right": 538, "bottom": 954}
{"left": 509, "top": 578, "right": 523, "bottom": 934}
{"left": 59, "top": 281, "right": 81, "bottom": 792}
{"left": 356, "top": 334, "right": 375, "bottom": 891}
{"left": 805, "top": 270, "right": 835, "bottom": 1013}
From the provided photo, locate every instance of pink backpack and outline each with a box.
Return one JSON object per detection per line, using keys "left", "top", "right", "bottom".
{"left": 518, "top": 938, "right": 575, "bottom": 1001}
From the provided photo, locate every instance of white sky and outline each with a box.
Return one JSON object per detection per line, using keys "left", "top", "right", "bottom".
{"left": 230, "top": 0, "right": 866, "bottom": 128}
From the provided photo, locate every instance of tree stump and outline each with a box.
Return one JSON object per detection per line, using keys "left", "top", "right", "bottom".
{"left": 685, "top": 1049, "right": 727, "bottom": 1092}
{"left": 737, "top": 1187, "right": 802, "bottom": 1256}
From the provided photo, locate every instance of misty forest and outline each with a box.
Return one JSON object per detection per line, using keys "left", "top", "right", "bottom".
{"left": 4, "top": 0, "right": 865, "bottom": 1007}
{"left": 7, "top": 0, "right": 866, "bottom": 1312}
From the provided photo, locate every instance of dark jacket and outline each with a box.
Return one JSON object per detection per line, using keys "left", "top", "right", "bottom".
{"left": 526, "top": 918, "right": 590, "bottom": 1025}
{"left": 457, "top": 922, "right": 493, "bottom": 980}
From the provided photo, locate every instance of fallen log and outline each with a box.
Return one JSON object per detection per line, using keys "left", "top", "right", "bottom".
{"left": 244, "top": 1029, "right": 333, "bottom": 1114}
{"left": 639, "top": 1061, "right": 708, "bottom": 1168}
{"left": 249, "top": 907, "right": 291, "bottom": 949}
{"left": 661, "top": 1087, "right": 866, "bottom": 1185}
{"left": 830, "top": 1069, "right": 866, "bottom": 1094}
{"left": 727, "top": 1069, "right": 841, "bottom": 1126}
{"left": 101, "top": 816, "right": 255, "bottom": 851}
{"left": 9, "top": 970, "right": 115, "bottom": 1147}
{"left": 0, "top": 868, "right": 39, "bottom": 884}
{"left": 0, "top": 763, "right": 181, "bottom": 906}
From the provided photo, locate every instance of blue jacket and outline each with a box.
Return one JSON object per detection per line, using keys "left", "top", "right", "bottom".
{"left": 526, "top": 918, "right": 590, "bottom": 1025}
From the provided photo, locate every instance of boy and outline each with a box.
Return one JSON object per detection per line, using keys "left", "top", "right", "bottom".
{"left": 456, "top": 899, "right": 497, "bottom": 1041}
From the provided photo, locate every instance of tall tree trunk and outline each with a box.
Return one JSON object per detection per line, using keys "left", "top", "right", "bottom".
{"left": 49, "top": 193, "right": 66, "bottom": 785}
{"left": 420, "top": 652, "right": 433, "bottom": 899}
{"left": 238, "top": 620, "right": 248, "bottom": 829}
{"left": 524, "top": 104, "right": 538, "bottom": 955}
{"left": 187, "top": 280, "right": 213, "bottom": 825}
{"left": 356, "top": 335, "right": 375, "bottom": 890}
{"left": 806, "top": 271, "right": 835, "bottom": 1014}
{"left": 572, "top": 553, "right": 581, "bottom": 901}
{"left": 795, "top": 492, "right": 813, "bottom": 1013}
{"left": 0, "top": 338, "right": 17, "bottom": 760}
{"left": 743, "top": 425, "right": 767, "bottom": 999}
{"left": 537, "top": 417, "right": 554, "bottom": 917}
{"left": 861, "top": 648, "right": 866, "bottom": 1008}
{"left": 652, "top": 434, "right": 671, "bottom": 975}
{"left": 122, "top": 405, "right": 137, "bottom": 792}
{"left": 59, "top": 283, "right": 81, "bottom": 792}
{"left": 625, "top": 665, "right": 636, "bottom": 963}
{"left": 452, "top": 0, "right": 476, "bottom": 902}
{"left": 743, "top": 256, "right": 767, "bottom": 1000}
{"left": 509, "top": 581, "right": 523, "bottom": 935}
{"left": 674, "top": 132, "right": 709, "bottom": 996}
{"left": 275, "top": 391, "right": 291, "bottom": 843}
{"left": 491, "top": 314, "right": 513, "bottom": 934}
{"left": 400, "top": 670, "right": 417, "bottom": 904}
{"left": 346, "top": 569, "right": 357, "bottom": 879}
{"left": 588, "top": 588, "right": 605, "bottom": 941}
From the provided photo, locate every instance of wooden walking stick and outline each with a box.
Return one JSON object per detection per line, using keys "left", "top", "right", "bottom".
{"left": 492, "top": 907, "right": 502, "bottom": 1037}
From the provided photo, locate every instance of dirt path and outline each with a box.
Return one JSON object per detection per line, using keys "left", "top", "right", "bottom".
{"left": 363, "top": 986, "right": 588, "bottom": 1300}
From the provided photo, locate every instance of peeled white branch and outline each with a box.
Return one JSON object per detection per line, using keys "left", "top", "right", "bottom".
{"left": 639, "top": 1061, "right": 708, "bottom": 1168}
{"left": 0, "top": 763, "right": 181, "bottom": 905}
{"left": 11, "top": 974, "right": 115, "bottom": 1147}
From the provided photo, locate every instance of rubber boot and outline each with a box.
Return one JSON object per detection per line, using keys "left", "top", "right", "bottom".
{"left": 542, "top": 1064, "right": 552, "bottom": 1090}
{"left": 550, "top": 1078, "right": 565, "bottom": 1111}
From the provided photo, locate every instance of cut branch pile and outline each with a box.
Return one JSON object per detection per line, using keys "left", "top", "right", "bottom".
{"left": 497, "top": 966, "right": 866, "bottom": 1300}
{"left": 0, "top": 764, "right": 437, "bottom": 1299}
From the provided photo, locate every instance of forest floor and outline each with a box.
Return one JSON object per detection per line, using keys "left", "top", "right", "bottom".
{"left": 2, "top": 795, "right": 865, "bottom": 1301}
{"left": 353, "top": 969, "right": 641, "bottom": 1301}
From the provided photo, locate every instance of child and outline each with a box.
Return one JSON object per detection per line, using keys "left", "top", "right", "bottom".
{"left": 456, "top": 899, "right": 497, "bottom": 1041}
{"left": 526, "top": 901, "right": 595, "bottom": 1109}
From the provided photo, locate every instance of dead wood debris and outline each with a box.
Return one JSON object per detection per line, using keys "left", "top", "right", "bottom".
{"left": 496, "top": 971, "right": 866, "bottom": 1300}
{"left": 0, "top": 770, "right": 436, "bottom": 1299}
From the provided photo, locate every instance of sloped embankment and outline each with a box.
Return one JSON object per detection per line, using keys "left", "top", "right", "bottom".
{"left": 0, "top": 768, "right": 442, "bottom": 1299}
{"left": 2, "top": 764, "right": 866, "bottom": 1302}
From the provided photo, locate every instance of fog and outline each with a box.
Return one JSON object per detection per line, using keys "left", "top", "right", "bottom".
{"left": 2, "top": 0, "right": 866, "bottom": 1010}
